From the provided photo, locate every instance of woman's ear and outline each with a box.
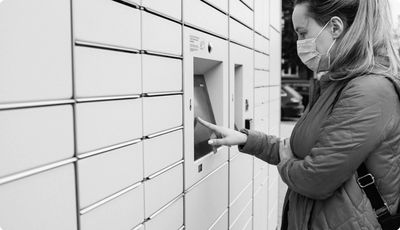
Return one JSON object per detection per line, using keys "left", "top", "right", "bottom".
{"left": 330, "top": 16, "right": 344, "bottom": 38}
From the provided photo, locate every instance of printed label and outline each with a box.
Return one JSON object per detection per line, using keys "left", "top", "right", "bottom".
{"left": 190, "top": 35, "right": 206, "bottom": 52}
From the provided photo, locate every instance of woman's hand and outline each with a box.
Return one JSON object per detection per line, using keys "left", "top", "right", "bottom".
{"left": 196, "top": 117, "right": 248, "bottom": 148}
{"left": 279, "top": 138, "right": 295, "bottom": 162}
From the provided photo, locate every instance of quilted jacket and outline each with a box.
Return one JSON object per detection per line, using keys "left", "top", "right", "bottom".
{"left": 239, "top": 73, "right": 400, "bottom": 229}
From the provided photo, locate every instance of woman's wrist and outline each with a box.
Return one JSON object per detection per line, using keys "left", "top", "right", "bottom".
{"left": 239, "top": 132, "right": 248, "bottom": 145}
{"left": 238, "top": 129, "right": 249, "bottom": 146}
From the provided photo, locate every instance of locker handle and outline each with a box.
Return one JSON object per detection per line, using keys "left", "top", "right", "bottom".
{"left": 0, "top": 158, "right": 77, "bottom": 186}
{"left": 146, "top": 160, "right": 183, "bottom": 180}
{"left": 111, "top": 0, "right": 140, "bottom": 9}
{"left": 145, "top": 126, "right": 183, "bottom": 139}
{"left": 143, "top": 91, "right": 183, "bottom": 97}
{"left": 132, "top": 224, "right": 144, "bottom": 230}
{"left": 78, "top": 138, "right": 142, "bottom": 159}
{"left": 75, "top": 39, "right": 140, "bottom": 54}
{"left": 147, "top": 193, "right": 184, "bottom": 220}
{"left": 0, "top": 99, "right": 74, "bottom": 111}
{"left": 75, "top": 94, "right": 141, "bottom": 103}
{"left": 80, "top": 181, "right": 142, "bottom": 215}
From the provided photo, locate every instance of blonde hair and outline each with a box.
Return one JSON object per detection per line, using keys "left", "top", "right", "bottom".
{"left": 295, "top": 0, "right": 400, "bottom": 80}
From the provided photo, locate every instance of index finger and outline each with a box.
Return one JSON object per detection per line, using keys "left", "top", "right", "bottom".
{"left": 196, "top": 117, "right": 219, "bottom": 131}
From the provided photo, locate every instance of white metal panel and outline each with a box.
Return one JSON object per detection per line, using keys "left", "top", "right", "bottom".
{"left": 144, "top": 130, "right": 183, "bottom": 177}
{"left": 143, "top": 95, "right": 182, "bottom": 136}
{"left": 207, "top": 0, "right": 228, "bottom": 12}
{"left": 229, "top": 199, "right": 252, "bottom": 230}
{"left": 241, "top": 0, "right": 254, "bottom": 9}
{"left": 145, "top": 164, "right": 183, "bottom": 217}
{"left": 0, "top": 105, "right": 74, "bottom": 177}
{"left": 229, "top": 18, "right": 253, "bottom": 48}
{"left": 229, "top": 182, "right": 252, "bottom": 225}
{"left": 81, "top": 184, "right": 144, "bottom": 230}
{"left": 269, "top": 100, "right": 281, "bottom": 136}
{"left": 268, "top": 170, "right": 279, "bottom": 230}
{"left": 142, "top": 0, "right": 181, "bottom": 20}
{"left": 229, "top": 42, "right": 254, "bottom": 143}
{"left": 133, "top": 224, "right": 144, "bottom": 230}
{"left": 253, "top": 157, "right": 268, "bottom": 179}
{"left": 142, "top": 12, "right": 182, "bottom": 55}
{"left": 184, "top": 0, "right": 228, "bottom": 38}
{"left": 131, "top": 224, "right": 144, "bottom": 230}
{"left": 254, "top": 184, "right": 269, "bottom": 230}
{"left": 76, "top": 99, "right": 142, "bottom": 154}
{"left": 255, "top": 51, "right": 269, "bottom": 70}
{"left": 269, "top": 86, "right": 280, "bottom": 101}
{"left": 270, "top": 30, "right": 282, "bottom": 86}
{"left": 254, "top": 117, "right": 269, "bottom": 133}
{"left": 78, "top": 143, "right": 143, "bottom": 208}
{"left": 74, "top": 0, "right": 141, "bottom": 49}
{"left": 270, "top": 0, "right": 281, "bottom": 32}
{"left": 254, "top": 101, "right": 269, "bottom": 133}
{"left": 254, "top": 103, "right": 268, "bottom": 120}
{"left": 268, "top": 177, "right": 279, "bottom": 206}
{"left": 0, "top": 165, "right": 77, "bottom": 230}
{"left": 254, "top": 164, "right": 269, "bottom": 191}
{"left": 255, "top": 32, "right": 270, "bottom": 54}
{"left": 145, "top": 198, "right": 184, "bottom": 230}
{"left": 243, "top": 216, "right": 253, "bottom": 230}
{"left": 0, "top": 0, "right": 72, "bottom": 103}
{"left": 229, "top": 154, "right": 253, "bottom": 203}
{"left": 269, "top": 123, "right": 281, "bottom": 139}
{"left": 254, "top": 87, "right": 269, "bottom": 107}
{"left": 254, "top": 70, "right": 269, "bottom": 88}
{"left": 230, "top": 0, "right": 253, "bottom": 28}
{"left": 254, "top": 0, "right": 270, "bottom": 37}
{"left": 74, "top": 46, "right": 141, "bottom": 98}
{"left": 142, "top": 55, "right": 182, "bottom": 93}
{"left": 185, "top": 164, "right": 229, "bottom": 230}
{"left": 209, "top": 210, "right": 228, "bottom": 230}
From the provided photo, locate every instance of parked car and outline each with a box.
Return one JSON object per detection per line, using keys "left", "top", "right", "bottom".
{"left": 281, "top": 84, "right": 305, "bottom": 118}
{"left": 290, "top": 83, "right": 310, "bottom": 108}
{"left": 281, "top": 77, "right": 310, "bottom": 108}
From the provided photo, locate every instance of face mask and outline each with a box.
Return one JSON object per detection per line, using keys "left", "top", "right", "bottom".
{"left": 297, "top": 20, "right": 336, "bottom": 72}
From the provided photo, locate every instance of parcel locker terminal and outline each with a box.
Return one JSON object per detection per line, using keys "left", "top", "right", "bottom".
{"left": 193, "top": 74, "right": 217, "bottom": 160}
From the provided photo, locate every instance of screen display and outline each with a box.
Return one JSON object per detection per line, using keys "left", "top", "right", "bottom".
{"left": 193, "top": 75, "right": 217, "bottom": 160}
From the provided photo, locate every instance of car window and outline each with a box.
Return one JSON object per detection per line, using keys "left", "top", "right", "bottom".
{"left": 283, "top": 85, "right": 302, "bottom": 98}
{"left": 281, "top": 89, "right": 287, "bottom": 97}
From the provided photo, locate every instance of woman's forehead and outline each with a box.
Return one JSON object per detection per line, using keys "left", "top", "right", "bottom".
{"left": 292, "top": 4, "right": 310, "bottom": 31}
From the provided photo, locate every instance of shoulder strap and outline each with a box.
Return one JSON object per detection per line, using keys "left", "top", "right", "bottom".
{"left": 357, "top": 163, "right": 392, "bottom": 220}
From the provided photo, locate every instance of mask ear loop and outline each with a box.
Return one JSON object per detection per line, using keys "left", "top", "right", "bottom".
{"left": 326, "top": 39, "right": 336, "bottom": 69}
{"left": 313, "top": 20, "right": 331, "bottom": 42}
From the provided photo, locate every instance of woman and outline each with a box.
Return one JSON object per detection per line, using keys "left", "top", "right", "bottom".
{"left": 198, "top": 0, "right": 400, "bottom": 229}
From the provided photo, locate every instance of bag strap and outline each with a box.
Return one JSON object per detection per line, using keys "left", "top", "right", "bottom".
{"left": 356, "top": 163, "right": 392, "bottom": 220}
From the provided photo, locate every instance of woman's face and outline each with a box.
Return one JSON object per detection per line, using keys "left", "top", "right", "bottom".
{"left": 292, "top": 3, "right": 335, "bottom": 56}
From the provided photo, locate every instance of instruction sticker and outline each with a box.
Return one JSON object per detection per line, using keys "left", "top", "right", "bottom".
{"left": 190, "top": 35, "right": 206, "bottom": 52}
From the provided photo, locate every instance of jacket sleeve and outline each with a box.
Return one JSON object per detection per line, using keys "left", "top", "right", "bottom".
{"left": 278, "top": 78, "right": 392, "bottom": 200}
{"left": 238, "top": 129, "right": 281, "bottom": 165}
